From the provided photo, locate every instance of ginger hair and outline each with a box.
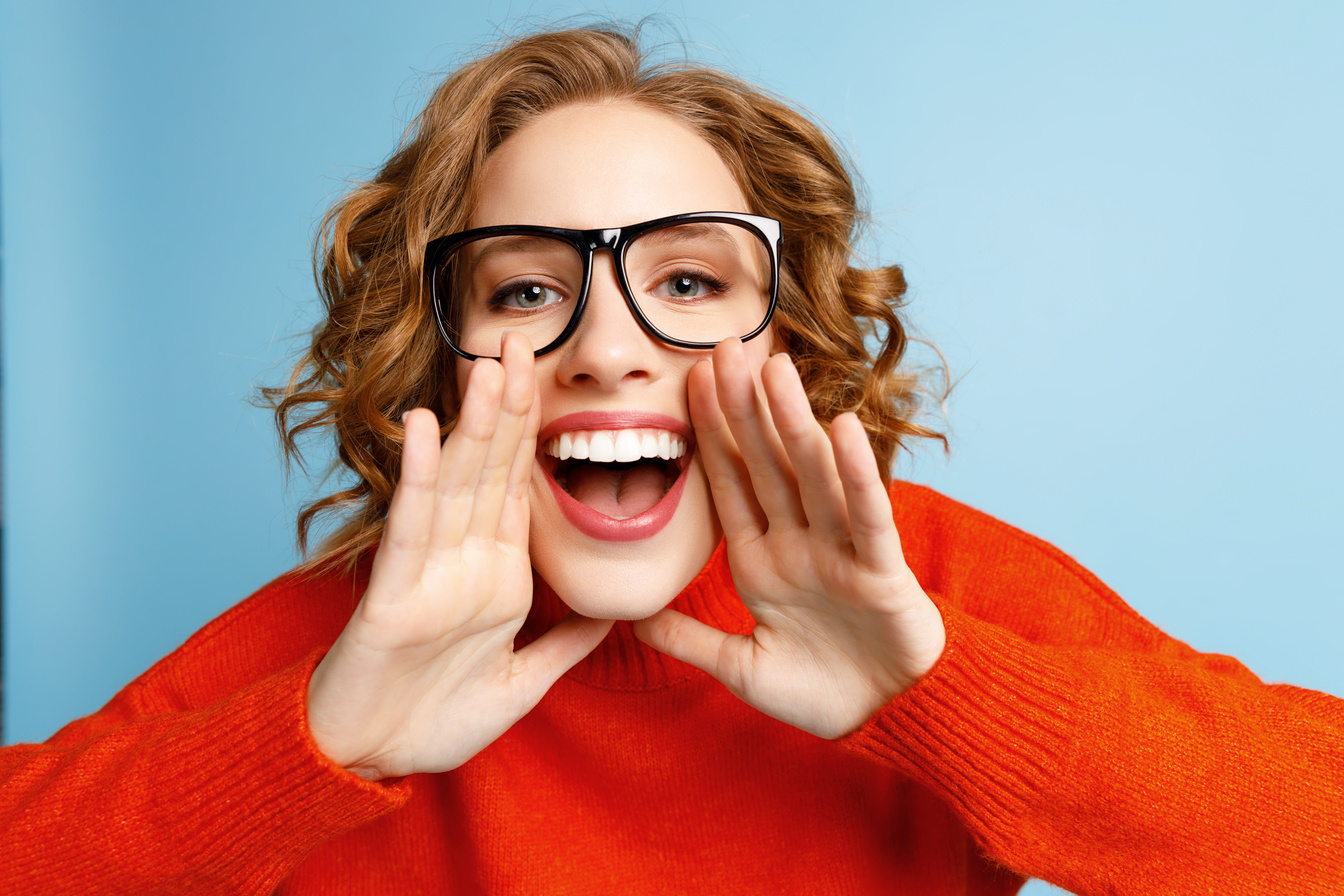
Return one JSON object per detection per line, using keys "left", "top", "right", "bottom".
{"left": 267, "top": 24, "right": 946, "bottom": 571}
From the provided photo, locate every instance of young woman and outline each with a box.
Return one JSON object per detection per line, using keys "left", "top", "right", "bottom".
{"left": 4, "top": 26, "right": 1341, "bottom": 895}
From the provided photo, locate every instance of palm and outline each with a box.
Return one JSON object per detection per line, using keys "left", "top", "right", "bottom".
{"left": 635, "top": 340, "right": 944, "bottom": 739}
{"left": 307, "top": 334, "right": 611, "bottom": 779}
{"left": 339, "top": 540, "right": 534, "bottom": 774}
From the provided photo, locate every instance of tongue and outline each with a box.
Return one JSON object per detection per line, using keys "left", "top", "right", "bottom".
{"left": 565, "top": 460, "right": 670, "bottom": 520}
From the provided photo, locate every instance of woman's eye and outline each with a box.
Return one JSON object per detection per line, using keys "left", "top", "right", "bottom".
{"left": 654, "top": 273, "right": 724, "bottom": 299}
{"left": 494, "top": 283, "right": 561, "bottom": 309}
{"left": 667, "top": 276, "right": 704, "bottom": 298}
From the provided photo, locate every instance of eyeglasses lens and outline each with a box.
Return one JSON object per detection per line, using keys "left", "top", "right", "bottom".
{"left": 438, "top": 221, "right": 773, "bottom": 357}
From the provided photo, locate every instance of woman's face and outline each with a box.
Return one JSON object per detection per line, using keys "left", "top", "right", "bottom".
{"left": 452, "top": 101, "right": 773, "bottom": 619}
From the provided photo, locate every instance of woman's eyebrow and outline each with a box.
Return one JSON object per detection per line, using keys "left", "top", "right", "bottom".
{"left": 634, "top": 222, "right": 739, "bottom": 251}
{"left": 467, "top": 234, "right": 575, "bottom": 263}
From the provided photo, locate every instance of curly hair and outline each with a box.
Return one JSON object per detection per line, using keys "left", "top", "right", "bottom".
{"left": 267, "top": 24, "right": 946, "bottom": 571}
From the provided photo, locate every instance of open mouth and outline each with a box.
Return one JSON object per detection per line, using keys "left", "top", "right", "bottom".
{"left": 541, "top": 429, "right": 690, "bottom": 521}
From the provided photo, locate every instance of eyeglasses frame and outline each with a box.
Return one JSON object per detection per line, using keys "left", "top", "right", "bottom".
{"left": 424, "top": 211, "right": 782, "bottom": 360}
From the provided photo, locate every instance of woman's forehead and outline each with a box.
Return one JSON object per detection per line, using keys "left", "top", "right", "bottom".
{"left": 469, "top": 101, "right": 750, "bottom": 231}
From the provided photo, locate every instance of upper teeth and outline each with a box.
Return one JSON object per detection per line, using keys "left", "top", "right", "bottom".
{"left": 545, "top": 429, "right": 687, "bottom": 462}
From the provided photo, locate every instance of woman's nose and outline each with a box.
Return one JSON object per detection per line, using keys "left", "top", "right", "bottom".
{"left": 552, "top": 254, "right": 660, "bottom": 390}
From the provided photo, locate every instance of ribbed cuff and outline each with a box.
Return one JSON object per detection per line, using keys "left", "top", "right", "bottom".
{"left": 839, "top": 600, "right": 1076, "bottom": 839}
{"left": 13, "top": 649, "right": 414, "bottom": 894}
{"left": 161, "top": 649, "right": 410, "bottom": 888}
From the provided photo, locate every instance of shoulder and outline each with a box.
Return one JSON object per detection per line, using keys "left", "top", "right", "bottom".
{"left": 184, "top": 555, "right": 370, "bottom": 655}
{"left": 887, "top": 475, "right": 1085, "bottom": 561}
{"left": 118, "top": 555, "right": 372, "bottom": 713}
{"left": 887, "top": 481, "right": 1159, "bottom": 644}
{"left": 888, "top": 479, "right": 1089, "bottom": 574}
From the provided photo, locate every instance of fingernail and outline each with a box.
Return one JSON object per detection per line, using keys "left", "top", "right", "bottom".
{"left": 401, "top": 411, "right": 411, "bottom": 425}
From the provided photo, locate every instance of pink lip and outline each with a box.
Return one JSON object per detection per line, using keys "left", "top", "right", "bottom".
{"left": 537, "top": 411, "right": 694, "bottom": 543}
{"left": 538, "top": 411, "right": 691, "bottom": 443}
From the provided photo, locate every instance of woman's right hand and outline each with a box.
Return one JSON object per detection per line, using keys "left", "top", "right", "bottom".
{"left": 306, "top": 332, "right": 613, "bottom": 780}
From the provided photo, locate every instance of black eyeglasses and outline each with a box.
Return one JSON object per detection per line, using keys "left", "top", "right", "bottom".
{"left": 424, "top": 211, "right": 781, "bottom": 360}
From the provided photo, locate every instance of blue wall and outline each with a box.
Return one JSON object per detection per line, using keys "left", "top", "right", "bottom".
{"left": 3, "top": 5, "right": 1341, "bottom": 890}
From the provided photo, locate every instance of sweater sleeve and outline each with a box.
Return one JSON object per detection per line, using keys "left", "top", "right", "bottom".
{"left": 841, "top": 483, "right": 1344, "bottom": 896}
{"left": 0, "top": 574, "right": 409, "bottom": 895}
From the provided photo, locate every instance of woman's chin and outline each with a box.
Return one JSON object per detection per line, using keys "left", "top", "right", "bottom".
{"left": 527, "top": 459, "right": 721, "bottom": 621}
{"left": 533, "top": 551, "right": 710, "bottom": 621}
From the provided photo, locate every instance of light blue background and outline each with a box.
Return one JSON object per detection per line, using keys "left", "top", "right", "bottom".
{"left": 2, "top": 3, "right": 1341, "bottom": 892}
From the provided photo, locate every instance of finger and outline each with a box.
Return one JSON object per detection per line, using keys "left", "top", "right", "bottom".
{"left": 830, "top": 412, "right": 903, "bottom": 573}
{"left": 688, "top": 357, "right": 767, "bottom": 539}
{"left": 498, "top": 337, "right": 541, "bottom": 548}
{"left": 711, "top": 339, "right": 805, "bottom": 526}
{"left": 465, "top": 331, "right": 536, "bottom": 540}
{"left": 760, "top": 354, "right": 849, "bottom": 536}
{"left": 512, "top": 614, "right": 616, "bottom": 708}
{"left": 367, "top": 407, "right": 443, "bottom": 603}
{"left": 632, "top": 608, "right": 749, "bottom": 697}
{"left": 429, "top": 357, "right": 505, "bottom": 549}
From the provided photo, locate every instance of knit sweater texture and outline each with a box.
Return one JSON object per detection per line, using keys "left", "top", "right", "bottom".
{"left": 4, "top": 482, "right": 1342, "bottom": 895}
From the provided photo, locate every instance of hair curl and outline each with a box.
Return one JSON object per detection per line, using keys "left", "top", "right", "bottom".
{"left": 266, "top": 24, "right": 946, "bottom": 572}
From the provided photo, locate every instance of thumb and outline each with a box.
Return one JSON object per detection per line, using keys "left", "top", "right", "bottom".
{"left": 513, "top": 614, "right": 615, "bottom": 706}
{"left": 633, "top": 608, "right": 749, "bottom": 694}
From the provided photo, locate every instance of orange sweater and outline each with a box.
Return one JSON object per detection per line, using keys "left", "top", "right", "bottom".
{"left": 4, "top": 482, "right": 1342, "bottom": 895}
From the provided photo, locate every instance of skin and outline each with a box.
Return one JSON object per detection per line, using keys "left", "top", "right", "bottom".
{"left": 465, "top": 102, "right": 758, "bottom": 621}
{"left": 307, "top": 101, "right": 947, "bottom": 780}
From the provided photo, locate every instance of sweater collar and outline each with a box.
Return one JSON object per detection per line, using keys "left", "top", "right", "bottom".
{"left": 517, "top": 540, "right": 756, "bottom": 691}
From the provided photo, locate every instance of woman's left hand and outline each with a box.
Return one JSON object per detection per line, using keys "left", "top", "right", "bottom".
{"left": 633, "top": 339, "right": 946, "bottom": 739}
